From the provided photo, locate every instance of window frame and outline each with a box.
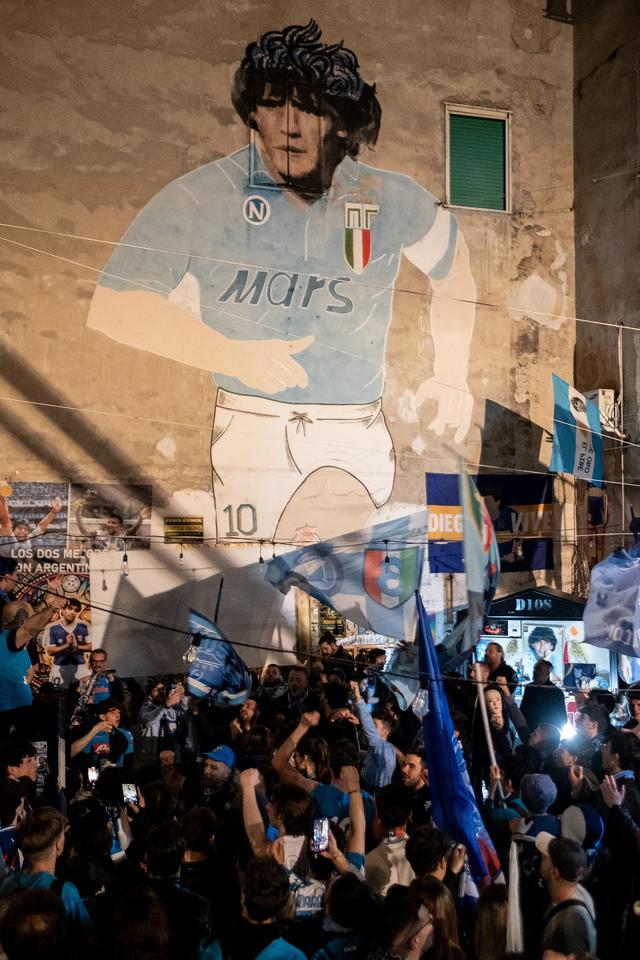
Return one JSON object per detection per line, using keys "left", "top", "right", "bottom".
{"left": 444, "top": 102, "right": 512, "bottom": 214}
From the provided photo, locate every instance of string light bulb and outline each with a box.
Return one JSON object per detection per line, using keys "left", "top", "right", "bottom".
{"left": 258, "top": 539, "right": 265, "bottom": 575}
{"left": 101, "top": 571, "right": 108, "bottom": 592}
{"left": 384, "top": 540, "right": 390, "bottom": 564}
{"left": 271, "top": 540, "right": 276, "bottom": 559}
{"left": 121, "top": 545, "right": 129, "bottom": 578}
{"left": 183, "top": 632, "right": 202, "bottom": 664}
{"left": 412, "top": 686, "right": 429, "bottom": 718}
{"left": 179, "top": 543, "right": 184, "bottom": 564}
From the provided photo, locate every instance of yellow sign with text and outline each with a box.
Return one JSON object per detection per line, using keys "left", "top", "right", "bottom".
{"left": 427, "top": 504, "right": 463, "bottom": 541}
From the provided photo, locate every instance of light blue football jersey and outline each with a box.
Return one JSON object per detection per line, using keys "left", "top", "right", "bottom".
{"left": 100, "top": 144, "right": 457, "bottom": 404}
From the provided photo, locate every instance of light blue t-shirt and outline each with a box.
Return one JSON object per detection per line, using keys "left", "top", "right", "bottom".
{"left": 82, "top": 726, "right": 134, "bottom": 767}
{"left": 0, "top": 870, "right": 92, "bottom": 927}
{"left": 310, "top": 783, "right": 375, "bottom": 824}
{"left": 100, "top": 144, "right": 457, "bottom": 404}
{"left": 0, "top": 629, "right": 32, "bottom": 713}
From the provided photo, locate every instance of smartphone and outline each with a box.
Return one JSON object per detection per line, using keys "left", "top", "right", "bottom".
{"left": 122, "top": 782, "right": 137, "bottom": 805}
{"left": 311, "top": 817, "right": 330, "bottom": 854}
{"left": 87, "top": 766, "right": 99, "bottom": 787}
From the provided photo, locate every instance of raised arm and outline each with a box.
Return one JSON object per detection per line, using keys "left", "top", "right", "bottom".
{"left": 35, "top": 497, "right": 63, "bottom": 535}
{"left": 342, "top": 765, "right": 365, "bottom": 859}
{"left": 0, "top": 496, "right": 13, "bottom": 538}
{"left": 15, "top": 591, "right": 67, "bottom": 650}
{"left": 239, "top": 768, "right": 271, "bottom": 858}
{"left": 351, "top": 681, "right": 384, "bottom": 752}
{"left": 271, "top": 711, "right": 321, "bottom": 794}
{"left": 70, "top": 720, "right": 113, "bottom": 758}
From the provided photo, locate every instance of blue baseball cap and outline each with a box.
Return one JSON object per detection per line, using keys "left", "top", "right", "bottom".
{"left": 201, "top": 745, "right": 236, "bottom": 769}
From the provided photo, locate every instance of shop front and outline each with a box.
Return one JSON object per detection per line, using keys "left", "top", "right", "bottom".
{"left": 479, "top": 587, "right": 614, "bottom": 694}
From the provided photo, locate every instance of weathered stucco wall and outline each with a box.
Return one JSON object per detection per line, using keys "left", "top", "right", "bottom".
{"left": 0, "top": 0, "right": 576, "bottom": 665}
{"left": 574, "top": 0, "right": 640, "bottom": 550}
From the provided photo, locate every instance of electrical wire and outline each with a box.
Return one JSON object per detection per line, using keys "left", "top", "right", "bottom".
{"left": 1, "top": 222, "right": 640, "bottom": 334}
{"left": 3, "top": 573, "right": 613, "bottom": 695}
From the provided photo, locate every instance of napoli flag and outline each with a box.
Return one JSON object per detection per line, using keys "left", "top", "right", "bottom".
{"left": 583, "top": 542, "right": 640, "bottom": 657}
{"left": 417, "top": 593, "right": 503, "bottom": 894}
{"left": 550, "top": 375, "right": 603, "bottom": 482}
{"left": 460, "top": 471, "right": 500, "bottom": 650}
{"left": 186, "top": 609, "right": 252, "bottom": 705}
{"left": 266, "top": 511, "right": 427, "bottom": 640}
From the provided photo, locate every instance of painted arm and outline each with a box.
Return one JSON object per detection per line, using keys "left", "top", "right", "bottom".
{"left": 406, "top": 230, "right": 476, "bottom": 444}
{"left": 44, "top": 635, "right": 70, "bottom": 657}
{"left": 0, "top": 496, "right": 13, "bottom": 537}
{"left": 125, "top": 504, "right": 151, "bottom": 538}
{"left": 87, "top": 285, "right": 313, "bottom": 395}
{"left": 271, "top": 711, "right": 320, "bottom": 794}
{"left": 35, "top": 497, "right": 63, "bottom": 535}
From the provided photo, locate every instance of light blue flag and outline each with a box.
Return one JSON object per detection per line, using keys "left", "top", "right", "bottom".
{"left": 417, "top": 593, "right": 503, "bottom": 895}
{"left": 550, "top": 375, "right": 603, "bottom": 482}
{"left": 583, "top": 543, "right": 640, "bottom": 657}
{"left": 186, "top": 609, "right": 252, "bottom": 704}
{"left": 459, "top": 471, "right": 500, "bottom": 649}
{"left": 266, "top": 511, "right": 427, "bottom": 640}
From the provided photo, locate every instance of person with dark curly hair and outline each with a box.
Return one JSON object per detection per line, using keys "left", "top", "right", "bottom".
{"left": 88, "top": 20, "right": 476, "bottom": 542}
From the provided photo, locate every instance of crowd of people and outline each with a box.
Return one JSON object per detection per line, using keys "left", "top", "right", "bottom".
{"left": 1, "top": 584, "right": 640, "bottom": 960}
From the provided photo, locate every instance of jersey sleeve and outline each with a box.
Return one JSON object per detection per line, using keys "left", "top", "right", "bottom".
{"left": 98, "top": 179, "right": 196, "bottom": 297}
{"left": 395, "top": 175, "right": 458, "bottom": 280}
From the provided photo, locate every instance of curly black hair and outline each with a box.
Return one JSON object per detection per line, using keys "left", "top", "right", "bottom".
{"left": 231, "top": 20, "right": 381, "bottom": 159}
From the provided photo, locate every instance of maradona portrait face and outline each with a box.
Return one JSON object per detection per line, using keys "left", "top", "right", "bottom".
{"left": 251, "top": 82, "right": 348, "bottom": 187}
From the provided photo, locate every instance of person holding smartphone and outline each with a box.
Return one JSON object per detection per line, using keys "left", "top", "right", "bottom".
{"left": 69, "top": 699, "right": 133, "bottom": 770}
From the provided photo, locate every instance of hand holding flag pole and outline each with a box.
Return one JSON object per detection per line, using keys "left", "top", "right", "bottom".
{"left": 458, "top": 465, "right": 503, "bottom": 801}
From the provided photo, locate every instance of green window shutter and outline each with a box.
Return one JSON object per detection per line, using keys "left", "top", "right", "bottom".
{"left": 449, "top": 114, "right": 506, "bottom": 210}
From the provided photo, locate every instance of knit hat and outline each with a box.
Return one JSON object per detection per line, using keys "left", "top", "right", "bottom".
{"left": 520, "top": 773, "right": 557, "bottom": 814}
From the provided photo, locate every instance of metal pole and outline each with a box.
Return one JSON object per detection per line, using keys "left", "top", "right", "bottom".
{"left": 214, "top": 576, "right": 224, "bottom": 623}
{"left": 471, "top": 653, "right": 504, "bottom": 801}
{"left": 618, "top": 322, "right": 625, "bottom": 542}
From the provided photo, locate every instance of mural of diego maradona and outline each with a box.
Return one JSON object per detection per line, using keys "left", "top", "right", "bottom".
{"left": 88, "top": 21, "right": 476, "bottom": 540}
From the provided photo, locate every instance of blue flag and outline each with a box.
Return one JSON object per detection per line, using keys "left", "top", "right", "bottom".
{"left": 266, "top": 511, "right": 427, "bottom": 640}
{"left": 417, "top": 593, "right": 502, "bottom": 893}
{"left": 186, "top": 609, "right": 252, "bottom": 705}
{"left": 583, "top": 543, "right": 640, "bottom": 657}
{"left": 550, "top": 375, "right": 603, "bottom": 482}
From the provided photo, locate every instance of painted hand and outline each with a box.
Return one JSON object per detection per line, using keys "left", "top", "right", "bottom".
{"left": 230, "top": 335, "right": 314, "bottom": 394}
{"left": 415, "top": 376, "right": 473, "bottom": 445}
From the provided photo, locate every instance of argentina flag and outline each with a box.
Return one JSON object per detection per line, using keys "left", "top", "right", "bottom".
{"left": 550, "top": 375, "right": 603, "bottom": 483}
{"left": 266, "top": 511, "right": 427, "bottom": 640}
